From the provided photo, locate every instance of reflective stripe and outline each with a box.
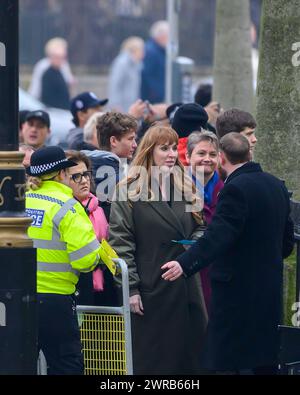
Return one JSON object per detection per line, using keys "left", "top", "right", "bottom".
{"left": 52, "top": 226, "right": 61, "bottom": 243}
{"left": 37, "top": 261, "right": 79, "bottom": 277}
{"left": 79, "top": 256, "right": 100, "bottom": 273}
{"left": 33, "top": 239, "right": 67, "bottom": 250}
{"left": 27, "top": 193, "right": 66, "bottom": 208}
{"left": 51, "top": 198, "right": 77, "bottom": 245}
{"left": 69, "top": 239, "right": 100, "bottom": 262}
{"left": 52, "top": 198, "right": 78, "bottom": 229}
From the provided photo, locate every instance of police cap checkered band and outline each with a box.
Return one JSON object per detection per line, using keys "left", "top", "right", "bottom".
{"left": 26, "top": 146, "right": 77, "bottom": 176}
{"left": 29, "top": 158, "right": 69, "bottom": 174}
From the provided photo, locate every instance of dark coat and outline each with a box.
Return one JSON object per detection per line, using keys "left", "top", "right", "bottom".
{"left": 41, "top": 66, "right": 70, "bottom": 110}
{"left": 108, "top": 188, "right": 208, "bottom": 375}
{"left": 177, "top": 162, "right": 295, "bottom": 371}
{"left": 141, "top": 38, "right": 166, "bottom": 103}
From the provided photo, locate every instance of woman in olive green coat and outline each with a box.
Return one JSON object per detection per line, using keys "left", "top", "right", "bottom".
{"left": 109, "top": 125, "right": 207, "bottom": 375}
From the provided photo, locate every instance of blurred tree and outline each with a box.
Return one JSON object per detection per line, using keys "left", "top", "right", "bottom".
{"left": 212, "top": 0, "right": 253, "bottom": 112}
{"left": 255, "top": 0, "right": 300, "bottom": 198}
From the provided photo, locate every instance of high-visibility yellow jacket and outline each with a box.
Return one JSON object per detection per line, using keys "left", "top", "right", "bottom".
{"left": 26, "top": 180, "right": 101, "bottom": 295}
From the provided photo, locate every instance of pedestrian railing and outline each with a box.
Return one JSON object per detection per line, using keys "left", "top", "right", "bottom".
{"left": 77, "top": 258, "right": 132, "bottom": 375}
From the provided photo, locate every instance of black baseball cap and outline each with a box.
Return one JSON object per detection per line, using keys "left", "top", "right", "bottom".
{"left": 25, "top": 110, "right": 51, "bottom": 128}
{"left": 70, "top": 92, "right": 108, "bottom": 118}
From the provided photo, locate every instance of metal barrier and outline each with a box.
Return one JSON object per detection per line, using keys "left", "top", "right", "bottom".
{"left": 77, "top": 259, "right": 132, "bottom": 375}
{"left": 38, "top": 258, "right": 132, "bottom": 375}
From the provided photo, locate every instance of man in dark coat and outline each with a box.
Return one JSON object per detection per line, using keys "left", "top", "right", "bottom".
{"left": 162, "top": 132, "right": 294, "bottom": 374}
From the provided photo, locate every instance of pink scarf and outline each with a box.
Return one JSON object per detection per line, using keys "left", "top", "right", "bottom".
{"left": 82, "top": 193, "right": 108, "bottom": 291}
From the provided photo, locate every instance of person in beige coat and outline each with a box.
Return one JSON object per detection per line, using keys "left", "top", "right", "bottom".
{"left": 108, "top": 125, "right": 207, "bottom": 375}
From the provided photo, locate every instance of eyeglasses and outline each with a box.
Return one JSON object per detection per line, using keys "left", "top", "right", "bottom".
{"left": 69, "top": 171, "right": 92, "bottom": 183}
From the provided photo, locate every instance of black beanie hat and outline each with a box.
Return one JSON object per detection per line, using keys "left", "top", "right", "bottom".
{"left": 171, "top": 103, "right": 209, "bottom": 138}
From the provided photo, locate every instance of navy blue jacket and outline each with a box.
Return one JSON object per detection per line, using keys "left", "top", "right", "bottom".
{"left": 141, "top": 39, "right": 166, "bottom": 103}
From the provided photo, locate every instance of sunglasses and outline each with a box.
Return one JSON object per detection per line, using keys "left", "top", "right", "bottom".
{"left": 69, "top": 171, "right": 92, "bottom": 183}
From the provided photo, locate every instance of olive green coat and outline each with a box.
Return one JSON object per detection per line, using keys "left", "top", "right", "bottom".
{"left": 108, "top": 194, "right": 208, "bottom": 375}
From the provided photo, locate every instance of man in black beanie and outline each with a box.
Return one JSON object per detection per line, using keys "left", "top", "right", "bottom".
{"left": 171, "top": 102, "right": 209, "bottom": 166}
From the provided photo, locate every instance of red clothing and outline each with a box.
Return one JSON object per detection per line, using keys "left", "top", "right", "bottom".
{"left": 178, "top": 137, "right": 189, "bottom": 166}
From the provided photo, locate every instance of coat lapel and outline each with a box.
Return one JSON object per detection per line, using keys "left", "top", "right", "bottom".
{"left": 148, "top": 200, "right": 186, "bottom": 238}
{"left": 146, "top": 177, "right": 188, "bottom": 237}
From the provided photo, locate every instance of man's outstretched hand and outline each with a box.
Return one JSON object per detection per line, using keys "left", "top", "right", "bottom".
{"left": 161, "top": 261, "right": 183, "bottom": 281}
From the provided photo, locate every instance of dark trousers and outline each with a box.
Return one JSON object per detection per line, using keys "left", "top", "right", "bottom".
{"left": 37, "top": 293, "right": 84, "bottom": 375}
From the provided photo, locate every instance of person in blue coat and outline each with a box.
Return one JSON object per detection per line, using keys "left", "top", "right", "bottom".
{"left": 141, "top": 21, "right": 169, "bottom": 104}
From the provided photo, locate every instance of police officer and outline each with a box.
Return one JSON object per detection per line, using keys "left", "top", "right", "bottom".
{"left": 26, "top": 146, "right": 102, "bottom": 375}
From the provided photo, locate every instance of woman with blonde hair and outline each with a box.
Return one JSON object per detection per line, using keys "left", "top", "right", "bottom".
{"left": 108, "top": 125, "right": 207, "bottom": 375}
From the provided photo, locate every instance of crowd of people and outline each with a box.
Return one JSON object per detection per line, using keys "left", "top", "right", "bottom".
{"left": 21, "top": 22, "right": 295, "bottom": 376}
{"left": 27, "top": 20, "right": 169, "bottom": 114}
